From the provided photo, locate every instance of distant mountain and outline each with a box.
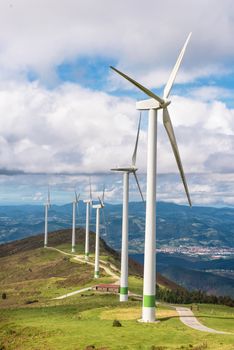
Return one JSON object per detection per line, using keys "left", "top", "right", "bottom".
{"left": 1, "top": 202, "right": 234, "bottom": 252}
{"left": 131, "top": 253, "right": 234, "bottom": 298}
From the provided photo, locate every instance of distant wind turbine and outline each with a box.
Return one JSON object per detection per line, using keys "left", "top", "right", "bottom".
{"left": 92, "top": 187, "right": 105, "bottom": 279}
{"left": 111, "top": 113, "right": 144, "bottom": 302}
{"left": 110, "top": 33, "right": 192, "bottom": 321}
{"left": 83, "top": 179, "right": 92, "bottom": 261}
{"left": 71, "top": 191, "right": 80, "bottom": 253}
{"left": 44, "top": 188, "right": 51, "bottom": 248}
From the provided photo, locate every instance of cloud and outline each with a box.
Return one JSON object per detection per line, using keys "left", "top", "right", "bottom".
{"left": 0, "top": 80, "right": 146, "bottom": 174}
{"left": 0, "top": 0, "right": 234, "bottom": 86}
{"left": 0, "top": 1, "right": 234, "bottom": 206}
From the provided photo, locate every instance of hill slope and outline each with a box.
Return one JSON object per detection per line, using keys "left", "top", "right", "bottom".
{"left": 0, "top": 228, "right": 180, "bottom": 308}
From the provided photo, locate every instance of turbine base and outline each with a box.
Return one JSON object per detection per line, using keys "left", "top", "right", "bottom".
{"left": 120, "top": 294, "right": 128, "bottom": 302}
{"left": 141, "top": 307, "right": 156, "bottom": 323}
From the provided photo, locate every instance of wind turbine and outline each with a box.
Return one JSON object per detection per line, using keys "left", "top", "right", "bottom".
{"left": 83, "top": 179, "right": 92, "bottom": 261}
{"left": 44, "top": 188, "right": 51, "bottom": 248}
{"left": 110, "top": 33, "right": 192, "bottom": 322}
{"left": 92, "top": 187, "right": 105, "bottom": 279}
{"left": 111, "top": 113, "right": 144, "bottom": 302}
{"left": 71, "top": 191, "right": 80, "bottom": 253}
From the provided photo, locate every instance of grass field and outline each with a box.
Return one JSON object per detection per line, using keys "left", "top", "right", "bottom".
{"left": 0, "top": 295, "right": 234, "bottom": 350}
{"left": 0, "top": 231, "right": 233, "bottom": 350}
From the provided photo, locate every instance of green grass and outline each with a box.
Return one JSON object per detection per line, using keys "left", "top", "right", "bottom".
{"left": 128, "top": 276, "right": 143, "bottom": 295}
{"left": 194, "top": 304, "right": 234, "bottom": 333}
{"left": 1, "top": 242, "right": 234, "bottom": 350}
{"left": 0, "top": 296, "right": 233, "bottom": 350}
{"left": 0, "top": 247, "right": 115, "bottom": 308}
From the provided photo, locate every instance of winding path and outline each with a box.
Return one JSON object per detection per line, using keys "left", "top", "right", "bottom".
{"left": 47, "top": 247, "right": 119, "bottom": 300}
{"left": 175, "top": 306, "right": 231, "bottom": 334}
{"left": 47, "top": 247, "right": 231, "bottom": 334}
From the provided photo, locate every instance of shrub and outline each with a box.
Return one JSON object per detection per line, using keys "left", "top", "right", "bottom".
{"left": 112, "top": 319, "right": 122, "bottom": 327}
{"left": 1, "top": 293, "right": 6, "bottom": 300}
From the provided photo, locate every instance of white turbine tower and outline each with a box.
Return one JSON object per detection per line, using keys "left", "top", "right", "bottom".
{"left": 111, "top": 114, "right": 144, "bottom": 302}
{"left": 110, "top": 33, "right": 192, "bottom": 322}
{"left": 83, "top": 179, "right": 92, "bottom": 261}
{"left": 92, "top": 188, "right": 105, "bottom": 279}
{"left": 44, "top": 188, "right": 51, "bottom": 248}
{"left": 71, "top": 191, "right": 80, "bottom": 253}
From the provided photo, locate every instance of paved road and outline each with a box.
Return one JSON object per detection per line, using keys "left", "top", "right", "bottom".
{"left": 53, "top": 287, "right": 92, "bottom": 300}
{"left": 47, "top": 247, "right": 231, "bottom": 334}
{"left": 175, "top": 306, "right": 231, "bottom": 334}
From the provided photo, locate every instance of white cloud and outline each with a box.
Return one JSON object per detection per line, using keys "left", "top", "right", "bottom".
{"left": 0, "top": 0, "right": 234, "bottom": 85}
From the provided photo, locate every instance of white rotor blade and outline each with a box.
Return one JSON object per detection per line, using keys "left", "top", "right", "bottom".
{"left": 133, "top": 171, "right": 145, "bottom": 202}
{"left": 102, "top": 184, "right": 105, "bottom": 203}
{"left": 75, "top": 191, "right": 80, "bottom": 203}
{"left": 48, "top": 188, "right": 51, "bottom": 208}
{"left": 98, "top": 196, "right": 104, "bottom": 208}
{"left": 132, "top": 112, "right": 142, "bottom": 167}
{"left": 163, "top": 108, "right": 192, "bottom": 206}
{"left": 101, "top": 207, "right": 109, "bottom": 237}
{"left": 110, "top": 66, "right": 164, "bottom": 104}
{"left": 163, "top": 32, "right": 192, "bottom": 99}
{"left": 89, "top": 177, "right": 92, "bottom": 203}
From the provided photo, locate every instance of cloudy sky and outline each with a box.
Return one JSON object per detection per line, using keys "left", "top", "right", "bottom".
{"left": 0, "top": 0, "right": 234, "bottom": 206}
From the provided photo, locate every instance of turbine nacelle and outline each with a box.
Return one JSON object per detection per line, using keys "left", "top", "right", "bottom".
{"left": 136, "top": 98, "right": 171, "bottom": 111}
{"left": 111, "top": 166, "right": 138, "bottom": 173}
{"left": 110, "top": 32, "right": 192, "bottom": 207}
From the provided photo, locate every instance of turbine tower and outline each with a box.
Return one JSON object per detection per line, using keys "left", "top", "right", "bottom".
{"left": 110, "top": 33, "right": 192, "bottom": 322}
{"left": 44, "top": 188, "right": 51, "bottom": 248}
{"left": 111, "top": 114, "right": 144, "bottom": 302}
{"left": 71, "top": 191, "right": 80, "bottom": 253}
{"left": 83, "top": 179, "right": 92, "bottom": 261}
{"left": 92, "top": 188, "right": 105, "bottom": 279}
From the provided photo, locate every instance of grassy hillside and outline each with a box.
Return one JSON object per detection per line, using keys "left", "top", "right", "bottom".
{"left": 0, "top": 229, "right": 234, "bottom": 350}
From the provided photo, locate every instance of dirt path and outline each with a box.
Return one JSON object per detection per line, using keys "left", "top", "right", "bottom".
{"left": 47, "top": 247, "right": 120, "bottom": 300}
{"left": 53, "top": 287, "right": 92, "bottom": 300}
{"left": 175, "top": 306, "right": 231, "bottom": 334}
{"left": 47, "top": 247, "right": 231, "bottom": 334}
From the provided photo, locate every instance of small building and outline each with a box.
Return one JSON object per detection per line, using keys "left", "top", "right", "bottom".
{"left": 93, "top": 284, "right": 120, "bottom": 294}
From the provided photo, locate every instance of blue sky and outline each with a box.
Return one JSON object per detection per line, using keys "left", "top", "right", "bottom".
{"left": 0, "top": 0, "right": 234, "bottom": 206}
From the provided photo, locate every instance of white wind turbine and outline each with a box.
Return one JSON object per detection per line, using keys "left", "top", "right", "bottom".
{"left": 44, "top": 188, "right": 51, "bottom": 248}
{"left": 111, "top": 113, "right": 144, "bottom": 302}
{"left": 110, "top": 33, "right": 192, "bottom": 322}
{"left": 92, "top": 187, "right": 105, "bottom": 279}
{"left": 83, "top": 179, "right": 92, "bottom": 261}
{"left": 71, "top": 191, "right": 80, "bottom": 253}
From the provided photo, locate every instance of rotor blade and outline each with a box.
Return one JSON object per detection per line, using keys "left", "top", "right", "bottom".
{"left": 48, "top": 187, "right": 51, "bottom": 208}
{"left": 163, "top": 108, "right": 192, "bottom": 206}
{"left": 163, "top": 32, "right": 192, "bottom": 99}
{"left": 75, "top": 191, "right": 80, "bottom": 203}
{"left": 133, "top": 171, "right": 145, "bottom": 202}
{"left": 102, "top": 184, "right": 105, "bottom": 203}
{"left": 89, "top": 201, "right": 93, "bottom": 222}
{"left": 101, "top": 207, "right": 109, "bottom": 237}
{"left": 132, "top": 112, "right": 142, "bottom": 167}
{"left": 110, "top": 66, "right": 164, "bottom": 104}
{"left": 98, "top": 196, "right": 104, "bottom": 208}
{"left": 89, "top": 177, "right": 92, "bottom": 202}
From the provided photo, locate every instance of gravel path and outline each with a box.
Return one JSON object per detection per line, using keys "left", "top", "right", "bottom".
{"left": 47, "top": 247, "right": 231, "bottom": 334}
{"left": 175, "top": 306, "right": 231, "bottom": 334}
{"left": 47, "top": 247, "right": 119, "bottom": 300}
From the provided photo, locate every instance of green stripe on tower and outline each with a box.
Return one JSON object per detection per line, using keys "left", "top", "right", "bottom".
{"left": 143, "top": 295, "right": 155, "bottom": 307}
{"left": 95, "top": 271, "right": 99, "bottom": 277}
{"left": 85, "top": 252, "right": 89, "bottom": 256}
{"left": 120, "top": 287, "right": 128, "bottom": 295}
